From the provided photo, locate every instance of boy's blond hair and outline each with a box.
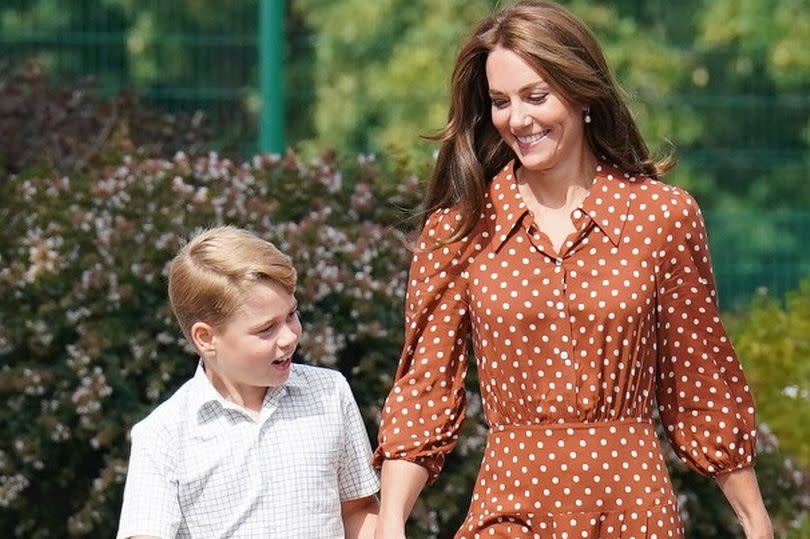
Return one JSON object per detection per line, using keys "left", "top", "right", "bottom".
{"left": 168, "top": 226, "right": 297, "bottom": 341}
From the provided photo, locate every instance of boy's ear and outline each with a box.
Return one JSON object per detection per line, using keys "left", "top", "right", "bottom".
{"left": 190, "top": 322, "right": 216, "bottom": 357}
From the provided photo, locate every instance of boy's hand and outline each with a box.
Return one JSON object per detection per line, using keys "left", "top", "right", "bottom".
{"left": 342, "top": 495, "right": 379, "bottom": 539}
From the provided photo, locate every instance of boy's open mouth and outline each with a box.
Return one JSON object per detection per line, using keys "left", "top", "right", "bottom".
{"left": 271, "top": 355, "right": 292, "bottom": 369}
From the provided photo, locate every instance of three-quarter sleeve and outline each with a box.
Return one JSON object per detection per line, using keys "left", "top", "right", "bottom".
{"left": 654, "top": 188, "right": 757, "bottom": 477}
{"left": 372, "top": 208, "right": 471, "bottom": 484}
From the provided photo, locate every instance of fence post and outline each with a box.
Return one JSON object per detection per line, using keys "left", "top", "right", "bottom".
{"left": 259, "top": 0, "right": 285, "bottom": 154}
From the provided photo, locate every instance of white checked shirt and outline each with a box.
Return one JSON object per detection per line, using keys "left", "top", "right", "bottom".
{"left": 117, "top": 362, "right": 380, "bottom": 539}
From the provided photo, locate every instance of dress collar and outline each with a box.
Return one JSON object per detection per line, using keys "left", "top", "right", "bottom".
{"left": 489, "top": 160, "right": 637, "bottom": 250}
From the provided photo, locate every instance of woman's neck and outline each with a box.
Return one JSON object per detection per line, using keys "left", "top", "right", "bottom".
{"left": 516, "top": 152, "right": 599, "bottom": 209}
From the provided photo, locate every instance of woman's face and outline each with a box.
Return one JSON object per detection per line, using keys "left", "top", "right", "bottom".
{"left": 486, "top": 46, "right": 588, "bottom": 177}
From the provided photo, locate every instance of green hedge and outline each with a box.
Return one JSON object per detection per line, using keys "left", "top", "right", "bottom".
{"left": 0, "top": 149, "right": 415, "bottom": 535}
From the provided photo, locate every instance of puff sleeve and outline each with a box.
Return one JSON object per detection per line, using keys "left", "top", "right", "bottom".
{"left": 654, "top": 188, "right": 757, "bottom": 477}
{"left": 372, "top": 208, "right": 471, "bottom": 484}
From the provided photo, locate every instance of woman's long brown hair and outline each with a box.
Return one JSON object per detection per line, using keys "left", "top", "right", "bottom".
{"left": 422, "top": 0, "right": 675, "bottom": 242}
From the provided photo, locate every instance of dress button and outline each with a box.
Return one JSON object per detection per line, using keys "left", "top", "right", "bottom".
{"left": 556, "top": 258, "right": 563, "bottom": 266}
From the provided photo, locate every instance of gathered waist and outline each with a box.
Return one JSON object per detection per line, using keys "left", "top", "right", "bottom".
{"left": 489, "top": 417, "right": 652, "bottom": 433}
{"left": 475, "top": 418, "right": 676, "bottom": 514}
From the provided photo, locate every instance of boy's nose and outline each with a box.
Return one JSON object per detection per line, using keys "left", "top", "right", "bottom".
{"left": 277, "top": 323, "right": 299, "bottom": 348}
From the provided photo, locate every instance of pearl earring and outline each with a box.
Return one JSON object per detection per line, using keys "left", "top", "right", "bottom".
{"left": 584, "top": 108, "right": 592, "bottom": 124}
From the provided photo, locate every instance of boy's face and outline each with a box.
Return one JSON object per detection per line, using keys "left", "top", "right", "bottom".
{"left": 209, "top": 280, "right": 302, "bottom": 389}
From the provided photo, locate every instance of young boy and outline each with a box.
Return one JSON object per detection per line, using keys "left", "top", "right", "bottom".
{"left": 117, "top": 226, "right": 380, "bottom": 539}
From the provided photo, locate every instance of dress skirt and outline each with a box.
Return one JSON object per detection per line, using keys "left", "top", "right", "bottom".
{"left": 456, "top": 419, "right": 685, "bottom": 539}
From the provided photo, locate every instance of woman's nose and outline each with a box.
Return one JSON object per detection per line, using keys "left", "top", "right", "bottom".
{"left": 509, "top": 106, "right": 531, "bottom": 130}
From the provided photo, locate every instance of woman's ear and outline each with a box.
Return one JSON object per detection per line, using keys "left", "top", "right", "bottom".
{"left": 190, "top": 321, "right": 217, "bottom": 358}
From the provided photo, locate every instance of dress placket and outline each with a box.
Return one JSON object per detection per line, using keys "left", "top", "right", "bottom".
{"left": 525, "top": 219, "right": 584, "bottom": 419}
{"left": 565, "top": 211, "right": 600, "bottom": 416}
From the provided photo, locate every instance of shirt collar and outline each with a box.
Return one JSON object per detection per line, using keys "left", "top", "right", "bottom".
{"left": 489, "top": 160, "right": 635, "bottom": 250}
{"left": 188, "top": 360, "right": 308, "bottom": 414}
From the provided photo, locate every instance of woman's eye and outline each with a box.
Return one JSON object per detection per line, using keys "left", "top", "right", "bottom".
{"left": 287, "top": 309, "right": 298, "bottom": 320}
{"left": 528, "top": 93, "right": 548, "bottom": 104}
{"left": 491, "top": 98, "right": 509, "bottom": 109}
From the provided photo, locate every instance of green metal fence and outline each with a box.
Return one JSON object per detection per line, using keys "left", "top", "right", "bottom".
{"left": 706, "top": 210, "right": 810, "bottom": 310}
{"left": 0, "top": 0, "right": 279, "bottom": 154}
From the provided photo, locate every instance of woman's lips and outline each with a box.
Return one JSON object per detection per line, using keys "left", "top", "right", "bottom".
{"left": 515, "top": 129, "right": 550, "bottom": 150}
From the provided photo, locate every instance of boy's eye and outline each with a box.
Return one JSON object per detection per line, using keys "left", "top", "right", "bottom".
{"left": 257, "top": 308, "right": 298, "bottom": 333}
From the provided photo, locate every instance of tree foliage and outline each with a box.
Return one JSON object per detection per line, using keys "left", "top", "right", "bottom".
{"left": 5, "top": 0, "right": 809, "bottom": 207}
{"left": 729, "top": 283, "right": 810, "bottom": 468}
{"left": 293, "top": 0, "right": 810, "bottom": 209}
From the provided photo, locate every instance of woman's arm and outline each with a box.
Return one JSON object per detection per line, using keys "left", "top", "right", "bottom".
{"left": 373, "top": 460, "right": 430, "bottom": 539}
{"left": 715, "top": 467, "right": 773, "bottom": 539}
{"left": 372, "top": 208, "right": 473, "bottom": 537}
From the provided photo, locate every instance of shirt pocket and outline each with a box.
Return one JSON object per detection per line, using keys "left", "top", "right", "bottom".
{"left": 179, "top": 429, "right": 262, "bottom": 528}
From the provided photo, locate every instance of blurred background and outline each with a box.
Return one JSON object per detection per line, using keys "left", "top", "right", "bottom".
{"left": 1, "top": 0, "right": 808, "bottom": 537}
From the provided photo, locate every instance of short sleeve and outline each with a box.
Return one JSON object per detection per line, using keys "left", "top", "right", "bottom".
{"left": 336, "top": 376, "right": 381, "bottom": 501}
{"left": 372, "top": 208, "right": 471, "bottom": 485}
{"left": 116, "top": 423, "right": 182, "bottom": 539}
{"left": 654, "top": 189, "right": 757, "bottom": 477}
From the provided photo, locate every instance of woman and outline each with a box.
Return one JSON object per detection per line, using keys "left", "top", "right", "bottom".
{"left": 372, "top": 1, "right": 773, "bottom": 538}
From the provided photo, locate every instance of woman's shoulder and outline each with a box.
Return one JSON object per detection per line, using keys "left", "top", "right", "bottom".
{"left": 418, "top": 204, "right": 480, "bottom": 248}
{"left": 619, "top": 173, "right": 707, "bottom": 247}
{"left": 423, "top": 205, "right": 465, "bottom": 231}
{"left": 622, "top": 172, "right": 702, "bottom": 216}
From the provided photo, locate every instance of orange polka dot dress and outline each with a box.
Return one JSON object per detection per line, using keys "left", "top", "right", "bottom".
{"left": 373, "top": 161, "right": 757, "bottom": 538}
